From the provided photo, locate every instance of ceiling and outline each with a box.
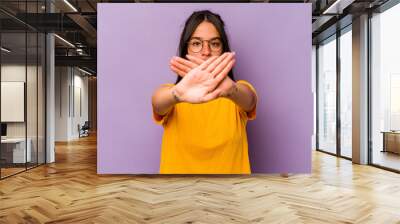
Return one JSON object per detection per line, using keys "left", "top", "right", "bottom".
{"left": 0, "top": 0, "right": 392, "bottom": 75}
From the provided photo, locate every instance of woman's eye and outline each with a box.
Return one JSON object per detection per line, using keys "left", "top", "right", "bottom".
{"left": 211, "top": 42, "right": 221, "bottom": 47}
{"left": 192, "top": 42, "right": 201, "bottom": 46}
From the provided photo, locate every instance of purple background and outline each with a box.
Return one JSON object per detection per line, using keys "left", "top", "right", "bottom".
{"left": 98, "top": 3, "right": 312, "bottom": 174}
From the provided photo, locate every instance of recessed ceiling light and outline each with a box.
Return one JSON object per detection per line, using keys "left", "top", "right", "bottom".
{"left": 78, "top": 67, "right": 93, "bottom": 76}
{"left": 322, "top": 0, "right": 354, "bottom": 14}
{"left": 63, "top": 0, "right": 78, "bottom": 12}
{"left": 1, "top": 47, "right": 11, "bottom": 53}
{"left": 54, "top": 34, "right": 75, "bottom": 48}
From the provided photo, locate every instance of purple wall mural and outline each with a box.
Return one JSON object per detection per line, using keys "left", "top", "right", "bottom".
{"left": 98, "top": 3, "right": 313, "bottom": 174}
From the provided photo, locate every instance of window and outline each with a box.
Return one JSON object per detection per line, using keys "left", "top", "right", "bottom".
{"left": 340, "top": 27, "right": 352, "bottom": 158}
{"left": 317, "top": 35, "right": 337, "bottom": 154}
{"left": 371, "top": 2, "right": 400, "bottom": 171}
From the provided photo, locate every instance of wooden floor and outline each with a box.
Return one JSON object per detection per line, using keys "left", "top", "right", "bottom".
{"left": 1, "top": 134, "right": 400, "bottom": 223}
{"left": 0, "top": 167, "right": 26, "bottom": 178}
{"left": 373, "top": 150, "right": 400, "bottom": 171}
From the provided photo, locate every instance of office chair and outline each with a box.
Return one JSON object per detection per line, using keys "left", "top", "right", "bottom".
{"left": 79, "top": 121, "right": 90, "bottom": 138}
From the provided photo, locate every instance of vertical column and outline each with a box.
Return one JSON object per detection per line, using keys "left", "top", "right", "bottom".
{"left": 352, "top": 14, "right": 369, "bottom": 164}
{"left": 46, "top": 0, "right": 55, "bottom": 163}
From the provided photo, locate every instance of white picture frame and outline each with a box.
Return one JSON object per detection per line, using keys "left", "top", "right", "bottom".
{"left": 1, "top": 81, "right": 25, "bottom": 122}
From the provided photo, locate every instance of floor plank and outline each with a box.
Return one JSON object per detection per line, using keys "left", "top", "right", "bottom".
{"left": 1, "top": 134, "right": 400, "bottom": 223}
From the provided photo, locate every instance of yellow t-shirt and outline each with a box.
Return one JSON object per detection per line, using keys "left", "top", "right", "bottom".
{"left": 153, "top": 80, "right": 257, "bottom": 174}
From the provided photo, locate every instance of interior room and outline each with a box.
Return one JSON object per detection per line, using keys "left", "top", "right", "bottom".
{"left": 0, "top": 0, "right": 399, "bottom": 223}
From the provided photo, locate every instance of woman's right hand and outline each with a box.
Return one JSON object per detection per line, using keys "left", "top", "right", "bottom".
{"left": 170, "top": 52, "right": 235, "bottom": 104}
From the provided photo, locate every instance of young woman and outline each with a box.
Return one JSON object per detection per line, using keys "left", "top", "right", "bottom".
{"left": 152, "top": 10, "right": 257, "bottom": 174}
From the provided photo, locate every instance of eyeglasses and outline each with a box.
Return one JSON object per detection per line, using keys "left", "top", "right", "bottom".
{"left": 188, "top": 38, "right": 223, "bottom": 53}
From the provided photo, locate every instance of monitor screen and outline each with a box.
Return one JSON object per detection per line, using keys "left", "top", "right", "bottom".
{"left": 1, "top": 123, "right": 7, "bottom": 137}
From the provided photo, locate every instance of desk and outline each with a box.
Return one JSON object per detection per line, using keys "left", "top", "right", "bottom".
{"left": 1, "top": 138, "right": 31, "bottom": 163}
{"left": 381, "top": 131, "right": 400, "bottom": 154}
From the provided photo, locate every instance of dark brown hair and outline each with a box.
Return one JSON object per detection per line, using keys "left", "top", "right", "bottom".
{"left": 176, "top": 10, "right": 234, "bottom": 84}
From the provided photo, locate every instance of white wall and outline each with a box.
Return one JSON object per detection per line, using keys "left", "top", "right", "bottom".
{"left": 1, "top": 65, "right": 26, "bottom": 131}
{"left": 1, "top": 63, "right": 46, "bottom": 163}
{"left": 55, "top": 66, "right": 69, "bottom": 141}
{"left": 55, "top": 67, "right": 89, "bottom": 141}
{"left": 73, "top": 73, "right": 88, "bottom": 136}
{"left": 1, "top": 65, "right": 41, "bottom": 137}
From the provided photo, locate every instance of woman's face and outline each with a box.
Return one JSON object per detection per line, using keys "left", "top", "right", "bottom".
{"left": 187, "top": 21, "right": 223, "bottom": 61}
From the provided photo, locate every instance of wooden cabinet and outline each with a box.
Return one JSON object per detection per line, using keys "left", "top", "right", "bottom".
{"left": 382, "top": 131, "right": 400, "bottom": 154}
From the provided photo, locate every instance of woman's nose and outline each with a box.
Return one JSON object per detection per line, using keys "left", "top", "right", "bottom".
{"left": 201, "top": 42, "right": 211, "bottom": 56}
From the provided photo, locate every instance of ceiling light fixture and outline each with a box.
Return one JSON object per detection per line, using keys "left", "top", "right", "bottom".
{"left": 1, "top": 47, "right": 11, "bottom": 53}
{"left": 54, "top": 34, "right": 75, "bottom": 48}
{"left": 78, "top": 67, "right": 93, "bottom": 76}
{"left": 323, "top": 0, "right": 342, "bottom": 14}
{"left": 63, "top": 0, "right": 78, "bottom": 12}
{"left": 76, "top": 48, "right": 84, "bottom": 55}
{"left": 322, "top": 0, "right": 354, "bottom": 14}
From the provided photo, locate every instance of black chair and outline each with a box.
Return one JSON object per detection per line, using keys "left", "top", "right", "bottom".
{"left": 79, "top": 121, "right": 90, "bottom": 138}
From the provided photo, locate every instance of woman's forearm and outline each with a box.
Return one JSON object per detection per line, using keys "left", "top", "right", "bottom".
{"left": 226, "top": 82, "right": 257, "bottom": 112}
{"left": 152, "top": 86, "right": 179, "bottom": 116}
{"left": 153, "top": 82, "right": 256, "bottom": 115}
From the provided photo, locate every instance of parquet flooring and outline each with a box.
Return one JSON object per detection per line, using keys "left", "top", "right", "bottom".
{"left": 1, "top": 134, "right": 400, "bottom": 223}
{"left": 1, "top": 167, "right": 25, "bottom": 178}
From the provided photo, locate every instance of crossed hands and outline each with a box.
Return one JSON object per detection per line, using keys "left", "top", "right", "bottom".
{"left": 169, "top": 52, "right": 237, "bottom": 104}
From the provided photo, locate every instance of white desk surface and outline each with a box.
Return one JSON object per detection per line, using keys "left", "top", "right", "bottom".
{"left": 1, "top": 138, "right": 28, "bottom": 144}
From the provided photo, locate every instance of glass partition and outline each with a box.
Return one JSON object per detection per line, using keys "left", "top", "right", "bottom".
{"left": 317, "top": 35, "right": 337, "bottom": 154}
{"left": 27, "top": 31, "right": 38, "bottom": 169}
{"left": 0, "top": 1, "right": 46, "bottom": 179}
{"left": 371, "top": 3, "right": 400, "bottom": 171}
{"left": 0, "top": 31, "right": 28, "bottom": 177}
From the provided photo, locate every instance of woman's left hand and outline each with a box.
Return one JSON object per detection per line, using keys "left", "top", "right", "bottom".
{"left": 214, "top": 76, "right": 237, "bottom": 98}
{"left": 170, "top": 55, "right": 237, "bottom": 98}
